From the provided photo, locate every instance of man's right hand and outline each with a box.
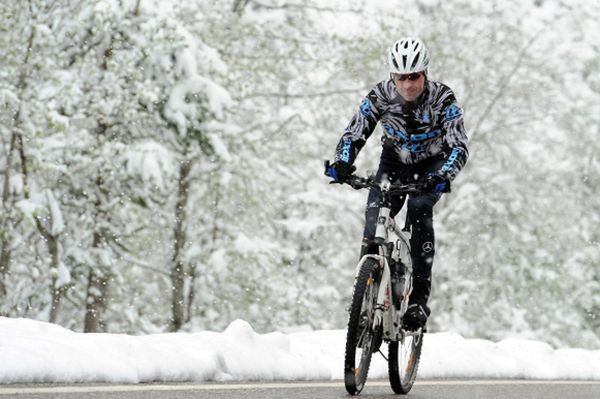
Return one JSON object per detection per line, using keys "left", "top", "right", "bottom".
{"left": 325, "top": 161, "right": 356, "bottom": 183}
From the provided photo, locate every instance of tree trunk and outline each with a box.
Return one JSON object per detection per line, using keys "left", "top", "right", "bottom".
{"left": 185, "top": 263, "right": 197, "bottom": 324}
{"left": 169, "top": 158, "right": 192, "bottom": 332}
{"left": 84, "top": 267, "right": 109, "bottom": 332}
{"left": 0, "top": 133, "right": 16, "bottom": 298}
{"left": 0, "top": 21, "right": 36, "bottom": 298}
{"left": 83, "top": 40, "right": 116, "bottom": 333}
{"left": 84, "top": 174, "right": 111, "bottom": 333}
{"left": 84, "top": 231, "right": 110, "bottom": 332}
{"left": 232, "top": 0, "right": 250, "bottom": 14}
{"left": 133, "top": 0, "right": 142, "bottom": 16}
{"left": 47, "top": 235, "right": 62, "bottom": 323}
{"left": 2, "top": 10, "right": 65, "bottom": 315}
{"left": 31, "top": 213, "right": 65, "bottom": 323}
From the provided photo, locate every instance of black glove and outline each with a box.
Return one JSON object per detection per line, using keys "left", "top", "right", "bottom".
{"left": 422, "top": 173, "right": 450, "bottom": 194}
{"left": 325, "top": 161, "right": 356, "bottom": 183}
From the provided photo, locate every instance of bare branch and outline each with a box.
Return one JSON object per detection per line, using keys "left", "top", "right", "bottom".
{"left": 262, "top": 113, "right": 303, "bottom": 142}
{"left": 134, "top": 0, "right": 141, "bottom": 16}
{"left": 239, "top": 87, "right": 366, "bottom": 100}
{"left": 233, "top": 0, "right": 251, "bottom": 14}
{"left": 249, "top": 0, "right": 362, "bottom": 13}
{"left": 469, "top": 26, "right": 548, "bottom": 141}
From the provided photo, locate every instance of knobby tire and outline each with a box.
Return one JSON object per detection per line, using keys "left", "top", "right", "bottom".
{"left": 344, "top": 258, "right": 382, "bottom": 395}
{"left": 388, "top": 330, "right": 423, "bottom": 394}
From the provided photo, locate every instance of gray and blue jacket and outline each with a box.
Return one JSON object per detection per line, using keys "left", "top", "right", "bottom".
{"left": 334, "top": 79, "right": 469, "bottom": 181}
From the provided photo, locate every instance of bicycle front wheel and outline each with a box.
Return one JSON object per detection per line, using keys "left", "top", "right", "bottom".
{"left": 388, "top": 330, "right": 423, "bottom": 394}
{"left": 344, "top": 258, "right": 382, "bottom": 395}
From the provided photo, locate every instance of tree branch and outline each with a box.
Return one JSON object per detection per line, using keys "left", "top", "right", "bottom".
{"left": 239, "top": 87, "right": 365, "bottom": 100}
{"left": 469, "top": 26, "right": 548, "bottom": 141}
{"left": 134, "top": 0, "right": 142, "bottom": 16}
{"left": 249, "top": 0, "right": 362, "bottom": 13}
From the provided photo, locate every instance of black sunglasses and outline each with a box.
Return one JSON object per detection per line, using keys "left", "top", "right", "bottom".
{"left": 392, "top": 72, "right": 423, "bottom": 81}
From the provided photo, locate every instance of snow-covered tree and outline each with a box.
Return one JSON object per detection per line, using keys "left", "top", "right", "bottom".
{"left": 0, "top": 0, "right": 597, "bottom": 349}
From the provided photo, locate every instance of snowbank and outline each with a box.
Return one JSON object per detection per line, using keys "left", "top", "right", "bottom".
{"left": 0, "top": 317, "right": 599, "bottom": 384}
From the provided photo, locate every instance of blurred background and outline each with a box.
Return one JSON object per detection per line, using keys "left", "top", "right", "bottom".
{"left": 0, "top": 0, "right": 598, "bottom": 349}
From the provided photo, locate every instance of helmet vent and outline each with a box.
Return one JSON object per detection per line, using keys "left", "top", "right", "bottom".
{"left": 402, "top": 54, "right": 408, "bottom": 68}
{"left": 411, "top": 53, "right": 420, "bottom": 69}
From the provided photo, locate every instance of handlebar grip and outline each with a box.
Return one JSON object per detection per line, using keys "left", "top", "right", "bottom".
{"left": 324, "top": 160, "right": 331, "bottom": 177}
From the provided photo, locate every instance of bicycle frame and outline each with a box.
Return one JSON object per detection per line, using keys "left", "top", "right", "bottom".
{"left": 353, "top": 181, "right": 417, "bottom": 342}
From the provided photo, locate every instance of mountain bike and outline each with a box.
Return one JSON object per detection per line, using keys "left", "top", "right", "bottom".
{"left": 325, "top": 161, "right": 425, "bottom": 396}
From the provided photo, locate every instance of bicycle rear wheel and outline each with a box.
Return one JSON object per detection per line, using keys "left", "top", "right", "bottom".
{"left": 344, "top": 258, "right": 382, "bottom": 395}
{"left": 388, "top": 330, "right": 423, "bottom": 394}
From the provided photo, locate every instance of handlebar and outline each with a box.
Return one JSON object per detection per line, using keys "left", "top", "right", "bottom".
{"left": 324, "top": 160, "right": 424, "bottom": 195}
{"left": 345, "top": 174, "right": 424, "bottom": 195}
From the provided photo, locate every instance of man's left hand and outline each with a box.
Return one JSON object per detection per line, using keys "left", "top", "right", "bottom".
{"left": 423, "top": 173, "right": 450, "bottom": 194}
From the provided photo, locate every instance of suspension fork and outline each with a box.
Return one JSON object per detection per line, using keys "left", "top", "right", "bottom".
{"left": 375, "top": 206, "right": 391, "bottom": 240}
{"left": 354, "top": 253, "right": 390, "bottom": 332}
{"left": 373, "top": 258, "right": 391, "bottom": 329}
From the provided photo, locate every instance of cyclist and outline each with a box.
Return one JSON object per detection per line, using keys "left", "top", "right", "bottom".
{"left": 326, "top": 37, "right": 469, "bottom": 331}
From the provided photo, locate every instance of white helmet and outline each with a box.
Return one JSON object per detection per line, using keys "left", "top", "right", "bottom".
{"left": 388, "top": 37, "right": 430, "bottom": 74}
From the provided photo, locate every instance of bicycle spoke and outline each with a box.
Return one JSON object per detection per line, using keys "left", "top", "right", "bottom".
{"left": 388, "top": 331, "right": 423, "bottom": 394}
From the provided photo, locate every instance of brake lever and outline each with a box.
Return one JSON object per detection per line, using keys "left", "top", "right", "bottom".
{"left": 346, "top": 175, "right": 373, "bottom": 190}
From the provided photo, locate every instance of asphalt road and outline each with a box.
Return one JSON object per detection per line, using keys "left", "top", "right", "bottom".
{"left": 1, "top": 380, "right": 600, "bottom": 399}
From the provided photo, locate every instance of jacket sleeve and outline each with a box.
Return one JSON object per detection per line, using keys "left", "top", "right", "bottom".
{"left": 437, "top": 91, "right": 469, "bottom": 181}
{"left": 334, "top": 87, "right": 382, "bottom": 165}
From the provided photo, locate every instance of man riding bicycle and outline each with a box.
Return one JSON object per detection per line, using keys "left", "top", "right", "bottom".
{"left": 326, "top": 37, "right": 469, "bottom": 331}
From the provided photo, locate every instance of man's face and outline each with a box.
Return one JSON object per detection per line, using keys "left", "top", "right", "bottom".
{"left": 392, "top": 72, "right": 425, "bottom": 102}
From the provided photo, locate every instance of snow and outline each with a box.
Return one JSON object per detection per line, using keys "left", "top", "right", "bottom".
{"left": 45, "top": 189, "right": 64, "bottom": 235}
{"left": 162, "top": 34, "right": 232, "bottom": 135}
{"left": 233, "top": 234, "right": 278, "bottom": 255}
{"left": 208, "top": 134, "right": 232, "bottom": 162}
{"left": 54, "top": 262, "right": 71, "bottom": 289}
{"left": 14, "top": 199, "right": 39, "bottom": 219}
{"left": 0, "top": 317, "right": 598, "bottom": 384}
{"left": 123, "top": 141, "right": 174, "bottom": 189}
{"left": 47, "top": 110, "right": 69, "bottom": 130}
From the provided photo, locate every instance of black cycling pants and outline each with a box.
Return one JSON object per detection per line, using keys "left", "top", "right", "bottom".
{"left": 361, "top": 154, "right": 445, "bottom": 306}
